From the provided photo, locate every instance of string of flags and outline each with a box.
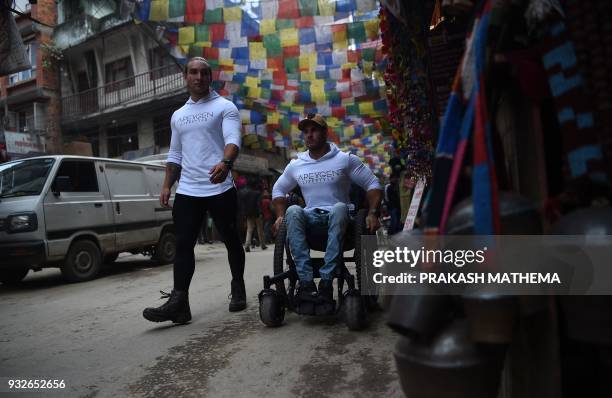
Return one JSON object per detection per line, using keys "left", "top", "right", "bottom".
{"left": 133, "top": 0, "right": 393, "bottom": 176}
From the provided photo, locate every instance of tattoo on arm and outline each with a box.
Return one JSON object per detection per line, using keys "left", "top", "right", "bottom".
{"left": 165, "top": 162, "right": 181, "bottom": 189}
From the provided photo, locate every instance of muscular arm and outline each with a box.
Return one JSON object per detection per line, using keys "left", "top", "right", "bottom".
{"left": 209, "top": 143, "right": 239, "bottom": 184}
{"left": 160, "top": 162, "right": 181, "bottom": 207}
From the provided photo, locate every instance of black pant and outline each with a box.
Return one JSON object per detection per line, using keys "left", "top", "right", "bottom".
{"left": 172, "top": 189, "right": 245, "bottom": 291}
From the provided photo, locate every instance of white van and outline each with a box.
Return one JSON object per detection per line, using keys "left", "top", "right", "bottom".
{"left": 0, "top": 155, "right": 176, "bottom": 284}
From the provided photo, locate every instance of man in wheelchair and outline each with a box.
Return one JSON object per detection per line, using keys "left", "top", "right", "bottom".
{"left": 271, "top": 114, "right": 383, "bottom": 315}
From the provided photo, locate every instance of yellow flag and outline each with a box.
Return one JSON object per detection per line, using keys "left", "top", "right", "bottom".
{"left": 260, "top": 19, "right": 276, "bottom": 35}
{"left": 220, "top": 58, "right": 234, "bottom": 67}
{"left": 178, "top": 26, "right": 195, "bottom": 45}
{"left": 268, "top": 111, "right": 280, "bottom": 124}
{"left": 364, "top": 20, "right": 380, "bottom": 40}
{"left": 359, "top": 102, "right": 375, "bottom": 115}
{"left": 245, "top": 76, "right": 259, "bottom": 89}
{"left": 150, "top": 0, "right": 169, "bottom": 21}
{"left": 318, "top": 0, "right": 335, "bottom": 16}
{"left": 248, "top": 86, "right": 261, "bottom": 98}
{"left": 249, "top": 42, "right": 266, "bottom": 60}
{"left": 300, "top": 71, "right": 316, "bottom": 81}
{"left": 223, "top": 7, "right": 242, "bottom": 22}
{"left": 280, "top": 29, "right": 299, "bottom": 47}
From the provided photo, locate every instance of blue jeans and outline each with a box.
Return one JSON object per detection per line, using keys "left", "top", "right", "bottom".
{"left": 285, "top": 203, "right": 350, "bottom": 281}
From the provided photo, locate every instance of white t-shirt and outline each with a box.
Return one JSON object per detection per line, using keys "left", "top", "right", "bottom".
{"left": 167, "top": 91, "right": 241, "bottom": 197}
{"left": 272, "top": 143, "right": 382, "bottom": 211}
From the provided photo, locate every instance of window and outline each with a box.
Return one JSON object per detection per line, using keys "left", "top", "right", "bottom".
{"left": 153, "top": 114, "right": 172, "bottom": 149}
{"left": 107, "top": 122, "right": 138, "bottom": 158}
{"left": 104, "top": 57, "right": 135, "bottom": 92}
{"left": 148, "top": 47, "right": 177, "bottom": 79}
{"left": 18, "top": 112, "right": 27, "bottom": 132}
{"left": 8, "top": 43, "right": 37, "bottom": 85}
{"left": 54, "top": 161, "right": 99, "bottom": 192}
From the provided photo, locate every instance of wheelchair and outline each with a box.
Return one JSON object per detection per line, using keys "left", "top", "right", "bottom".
{"left": 258, "top": 207, "right": 378, "bottom": 331}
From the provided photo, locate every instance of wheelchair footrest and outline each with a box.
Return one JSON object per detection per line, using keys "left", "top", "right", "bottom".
{"left": 295, "top": 299, "right": 336, "bottom": 316}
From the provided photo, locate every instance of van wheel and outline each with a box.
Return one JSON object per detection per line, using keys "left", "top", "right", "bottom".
{"left": 62, "top": 240, "right": 102, "bottom": 282}
{"left": 0, "top": 268, "right": 29, "bottom": 285}
{"left": 153, "top": 231, "right": 176, "bottom": 265}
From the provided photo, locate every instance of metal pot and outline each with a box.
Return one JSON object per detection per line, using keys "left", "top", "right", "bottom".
{"left": 387, "top": 294, "right": 455, "bottom": 341}
{"left": 552, "top": 207, "right": 612, "bottom": 344}
{"left": 463, "top": 293, "right": 518, "bottom": 343}
{"left": 394, "top": 319, "right": 505, "bottom": 398}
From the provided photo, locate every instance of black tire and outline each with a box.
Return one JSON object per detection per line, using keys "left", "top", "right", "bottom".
{"left": 354, "top": 209, "right": 379, "bottom": 310}
{"left": 61, "top": 240, "right": 102, "bottom": 282}
{"left": 153, "top": 230, "right": 176, "bottom": 265}
{"left": 104, "top": 252, "right": 119, "bottom": 264}
{"left": 344, "top": 292, "right": 367, "bottom": 331}
{"left": 259, "top": 292, "right": 285, "bottom": 327}
{"left": 0, "top": 268, "right": 29, "bottom": 285}
{"left": 273, "top": 220, "right": 289, "bottom": 296}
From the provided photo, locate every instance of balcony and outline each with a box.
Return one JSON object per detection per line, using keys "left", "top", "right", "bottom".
{"left": 61, "top": 64, "right": 185, "bottom": 122}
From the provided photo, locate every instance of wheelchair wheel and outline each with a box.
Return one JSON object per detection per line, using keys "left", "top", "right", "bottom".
{"left": 259, "top": 289, "right": 285, "bottom": 327}
{"left": 344, "top": 290, "right": 367, "bottom": 330}
{"left": 353, "top": 208, "right": 379, "bottom": 310}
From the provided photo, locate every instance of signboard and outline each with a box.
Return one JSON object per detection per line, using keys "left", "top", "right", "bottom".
{"left": 4, "top": 131, "right": 45, "bottom": 155}
{"left": 403, "top": 179, "right": 426, "bottom": 231}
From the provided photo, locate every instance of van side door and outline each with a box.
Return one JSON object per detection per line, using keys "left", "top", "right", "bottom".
{"left": 44, "top": 159, "right": 116, "bottom": 259}
{"left": 103, "top": 162, "right": 158, "bottom": 250}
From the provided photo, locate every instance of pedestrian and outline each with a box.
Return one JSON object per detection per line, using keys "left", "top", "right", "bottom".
{"left": 143, "top": 56, "right": 247, "bottom": 325}
{"left": 261, "top": 188, "right": 273, "bottom": 244}
{"left": 239, "top": 179, "right": 267, "bottom": 252}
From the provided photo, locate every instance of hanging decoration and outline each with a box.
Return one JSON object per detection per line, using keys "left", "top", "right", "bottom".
{"left": 132, "top": 0, "right": 394, "bottom": 175}
{"left": 379, "top": 5, "right": 434, "bottom": 180}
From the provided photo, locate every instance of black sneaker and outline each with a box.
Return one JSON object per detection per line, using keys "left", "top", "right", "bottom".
{"left": 229, "top": 279, "right": 247, "bottom": 312}
{"left": 143, "top": 290, "right": 191, "bottom": 324}
{"left": 297, "top": 280, "right": 318, "bottom": 302}
{"left": 245, "top": 246, "right": 250, "bottom": 253}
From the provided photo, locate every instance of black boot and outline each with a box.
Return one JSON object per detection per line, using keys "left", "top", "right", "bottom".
{"left": 143, "top": 290, "right": 191, "bottom": 324}
{"left": 316, "top": 279, "right": 335, "bottom": 315}
{"left": 318, "top": 279, "right": 334, "bottom": 302}
{"left": 229, "top": 279, "right": 247, "bottom": 312}
{"left": 297, "top": 280, "right": 318, "bottom": 301}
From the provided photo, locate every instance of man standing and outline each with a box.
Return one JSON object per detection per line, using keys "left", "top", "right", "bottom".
{"left": 272, "top": 114, "right": 383, "bottom": 306}
{"left": 143, "top": 57, "right": 246, "bottom": 325}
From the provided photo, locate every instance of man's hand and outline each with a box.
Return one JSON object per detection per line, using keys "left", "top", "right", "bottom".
{"left": 160, "top": 187, "right": 171, "bottom": 208}
{"left": 366, "top": 213, "right": 380, "bottom": 233}
{"left": 272, "top": 216, "right": 284, "bottom": 234}
{"left": 209, "top": 162, "right": 229, "bottom": 184}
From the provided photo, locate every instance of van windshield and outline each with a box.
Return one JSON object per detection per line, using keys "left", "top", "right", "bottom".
{"left": 0, "top": 158, "right": 55, "bottom": 198}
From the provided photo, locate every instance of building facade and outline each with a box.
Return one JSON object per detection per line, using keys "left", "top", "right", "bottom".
{"left": 0, "top": 0, "right": 61, "bottom": 159}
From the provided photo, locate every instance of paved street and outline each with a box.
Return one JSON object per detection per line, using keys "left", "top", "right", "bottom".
{"left": 0, "top": 244, "right": 402, "bottom": 398}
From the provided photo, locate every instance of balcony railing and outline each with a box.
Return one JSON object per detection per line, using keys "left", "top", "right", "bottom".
{"left": 61, "top": 64, "right": 185, "bottom": 121}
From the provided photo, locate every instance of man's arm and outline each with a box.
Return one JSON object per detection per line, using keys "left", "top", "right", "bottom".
{"left": 209, "top": 143, "right": 239, "bottom": 184}
{"left": 160, "top": 162, "right": 181, "bottom": 208}
{"left": 271, "top": 165, "right": 297, "bottom": 232}
{"left": 347, "top": 154, "right": 383, "bottom": 232}
{"left": 209, "top": 104, "right": 241, "bottom": 184}
{"left": 161, "top": 115, "right": 181, "bottom": 207}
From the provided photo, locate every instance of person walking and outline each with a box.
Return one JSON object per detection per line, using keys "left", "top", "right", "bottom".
{"left": 143, "top": 57, "right": 247, "bottom": 325}
{"left": 240, "top": 179, "right": 267, "bottom": 252}
{"left": 261, "top": 189, "right": 273, "bottom": 244}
